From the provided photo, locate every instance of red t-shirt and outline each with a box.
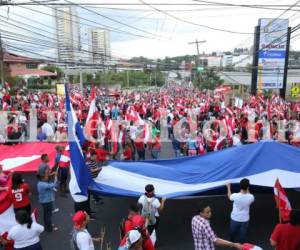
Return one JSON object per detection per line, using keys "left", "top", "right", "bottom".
{"left": 10, "top": 183, "right": 30, "bottom": 209}
{"left": 123, "top": 148, "right": 132, "bottom": 160}
{"left": 271, "top": 223, "right": 300, "bottom": 250}
{"left": 95, "top": 148, "right": 110, "bottom": 162}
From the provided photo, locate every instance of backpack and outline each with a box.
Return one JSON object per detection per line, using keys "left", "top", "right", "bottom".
{"left": 70, "top": 229, "right": 80, "bottom": 250}
{"left": 141, "top": 196, "right": 157, "bottom": 226}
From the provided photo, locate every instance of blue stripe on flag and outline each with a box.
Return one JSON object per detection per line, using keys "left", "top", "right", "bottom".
{"left": 65, "top": 85, "right": 92, "bottom": 197}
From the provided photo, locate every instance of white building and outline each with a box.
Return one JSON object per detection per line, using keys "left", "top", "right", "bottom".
{"left": 199, "top": 56, "right": 223, "bottom": 68}
{"left": 222, "top": 55, "right": 233, "bottom": 67}
{"left": 54, "top": 6, "right": 81, "bottom": 64}
{"left": 89, "top": 29, "right": 111, "bottom": 65}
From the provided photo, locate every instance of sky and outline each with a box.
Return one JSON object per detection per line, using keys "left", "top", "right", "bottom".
{"left": 1, "top": 0, "right": 300, "bottom": 60}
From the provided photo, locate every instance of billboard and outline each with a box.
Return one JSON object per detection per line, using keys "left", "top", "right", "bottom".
{"left": 257, "top": 19, "right": 289, "bottom": 89}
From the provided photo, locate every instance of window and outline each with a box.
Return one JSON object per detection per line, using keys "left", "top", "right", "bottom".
{"left": 26, "top": 63, "right": 38, "bottom": 69}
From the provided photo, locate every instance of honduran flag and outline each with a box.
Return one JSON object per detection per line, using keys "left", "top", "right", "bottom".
{"left": 88, "top": 141, "right": 300, "bottom": 198}
{"left": 65, "top": 84, "right": 92, "bottom": 198}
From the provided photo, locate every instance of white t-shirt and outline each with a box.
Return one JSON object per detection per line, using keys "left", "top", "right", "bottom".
{"left": 230, "top": 192, "right": 255, "bottom": 222}
{"left": 76, "top": 229, "right": 95, "bottom": 250}
{"left": 7, "top": 222, "right": 44, "bottom": 248}
{"left": 129, "top": 125, "right": 137, "bottom": 140}
{"left": 41, "top": 123, "right": 54, "bottom": 137}
{"left": 138, "top": 195, "right": 161, "bottom": 217}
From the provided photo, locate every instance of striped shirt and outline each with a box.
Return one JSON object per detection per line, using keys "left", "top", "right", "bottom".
{"left": 86, "top": 160, "right": 101, "bottom": 179}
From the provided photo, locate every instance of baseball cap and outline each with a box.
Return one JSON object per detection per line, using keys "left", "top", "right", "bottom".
{"left": 128, "top": 230, "right": 141, "bottom": 245}
{"left": 72, "top": 211, "right": 87, "bottom": 229}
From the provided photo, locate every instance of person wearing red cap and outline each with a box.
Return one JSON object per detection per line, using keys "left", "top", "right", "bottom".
{"left": 71, "top": 211, "right": 101, "bottom": 250}
{"left": 119, "top": 214, "right": 154, "bottom": 250}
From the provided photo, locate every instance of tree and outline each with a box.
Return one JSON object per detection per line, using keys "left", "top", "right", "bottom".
{"left": 41, "top": 65, "right": 64, "bottom": 79}
{"left": 193, "top": 68, "right": 223, "bottom": 90}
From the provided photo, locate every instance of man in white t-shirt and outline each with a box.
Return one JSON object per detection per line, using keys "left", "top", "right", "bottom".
{"left": 72, "top": 211, "right": 101, "bottom": 250}
{"left": 226, "top": 179, "right": 255, "bottom": 243}
{"left": 138, "top": 184, "right": 166, "bottom": 235}
{"left": 41, "top": 121, "right": 54, "bottom": 140}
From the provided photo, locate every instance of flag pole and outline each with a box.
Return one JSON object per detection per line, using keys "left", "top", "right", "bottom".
{"left": 277, "top": 184, "right": 282, "bottom": 224}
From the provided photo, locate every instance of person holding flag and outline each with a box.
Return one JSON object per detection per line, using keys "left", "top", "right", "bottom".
{"left": 226, "top": 179, "right": 255, "bottom": 243}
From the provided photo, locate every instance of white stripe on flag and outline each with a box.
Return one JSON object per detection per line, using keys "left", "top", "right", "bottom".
{"left": 95, "top": 167, "right": 300, "bottom": 197}
{"left": 1, "top": 155, "right": 40, "bottom": 171}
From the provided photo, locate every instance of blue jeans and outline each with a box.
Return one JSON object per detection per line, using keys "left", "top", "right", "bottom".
{"left": 151, "top": 150, "right": 160, "bottom": 160}
{"left": 137, "top": 150, "right": 145, "bottom": 160}
{"left": 42, "top": 202, "right": 53, "bottom": 232}
{"left": 174, "top": 149, "right": 181, "bottom": 158}
{"left": 14, "top": 242, "right": 42, "bottom": 250}
{"left": 230, "top": 219, "right": 248, "bottom": 243}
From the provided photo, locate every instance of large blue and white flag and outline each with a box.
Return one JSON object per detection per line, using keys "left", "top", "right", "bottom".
{"left": 65, "top": 85, "right": 92, "bottom": 198}
{"left": 90, "top": 141, "right": 300, "bottom": 198}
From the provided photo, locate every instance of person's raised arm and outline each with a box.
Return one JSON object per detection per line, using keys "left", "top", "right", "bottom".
{"left": 226, "top": 183, "right": 232, "bottom": 200}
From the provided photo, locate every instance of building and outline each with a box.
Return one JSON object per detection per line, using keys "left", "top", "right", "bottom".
{"left": 3, "top": 52, "right": 56, "bottom": 80}
{"left": 54, "top": 6, "right": 81, "bottom": 64}
{"left": 89, "top": 29, "right": 111, "bottom": 65}
{"left": 199, "top": 55, "right": 223, "bottom": 68}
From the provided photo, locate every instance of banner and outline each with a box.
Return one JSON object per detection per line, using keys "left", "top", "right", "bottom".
{"left": 257, "top": 19, "right": 289, "bottom": 89}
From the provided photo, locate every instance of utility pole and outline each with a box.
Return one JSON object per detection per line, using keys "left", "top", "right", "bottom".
{"left": 0, "top": 32, "right": 4, "bottom": 88}
{"left": 188, "top": 39, "right": 206, "bottom": 67}
{"left": 188, "top": 39, "right": 206, "bottom": 87}
{"left": 126, "top": 70, "right": 129, "bottom": 88}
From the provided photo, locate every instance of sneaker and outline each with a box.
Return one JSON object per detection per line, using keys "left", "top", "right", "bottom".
{"left": 52, "top": 208, "right": 59, "bottom": 214}
{"left": 53, "top": 227, "right": 59, "bottom": 232}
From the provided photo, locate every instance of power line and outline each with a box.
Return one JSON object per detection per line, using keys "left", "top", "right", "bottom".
{"left": 138, "top": 0, "right": 253, "bottom": 35}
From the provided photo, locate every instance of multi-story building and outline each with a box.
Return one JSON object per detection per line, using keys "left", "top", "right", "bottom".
{"left": 54, "top": 6, "right": 81, "bottom": 64}
{"left": 89, "top": 29, "right": 111, "bottom": 65}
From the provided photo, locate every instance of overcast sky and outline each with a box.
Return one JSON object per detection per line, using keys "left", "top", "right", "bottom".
{"left": 1, "top": 0, "right": 300, "bottom": 59}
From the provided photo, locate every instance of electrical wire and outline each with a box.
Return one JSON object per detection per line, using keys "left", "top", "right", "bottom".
{"left": 138, "top": 0, "right": 253, "bottom": 35}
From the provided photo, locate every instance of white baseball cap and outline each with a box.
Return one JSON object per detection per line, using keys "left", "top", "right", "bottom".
{"left": 128, "top": 230, "right": 141, "bottom": 245}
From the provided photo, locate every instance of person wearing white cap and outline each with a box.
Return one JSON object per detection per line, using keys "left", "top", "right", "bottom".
{"left": 118, "top": 230, "right": 143, "bottom": 250}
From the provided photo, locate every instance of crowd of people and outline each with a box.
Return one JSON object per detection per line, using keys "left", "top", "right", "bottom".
{"left": 0, "top": 84, "right": 300, "bottom": 250}
{"left": 1, "top": 84, "right": 300, "bottom": 159}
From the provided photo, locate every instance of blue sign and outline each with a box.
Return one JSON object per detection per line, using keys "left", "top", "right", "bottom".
{"left": 259, "top": 50, "right": 286, "bottom": 59}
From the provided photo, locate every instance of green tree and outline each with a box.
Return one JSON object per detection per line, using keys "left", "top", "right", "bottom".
{"left": 194, "top": 68, "right": 223, "bottom": 90}
{"left": 41, "top": 65, "right": 64, "bottom": 79}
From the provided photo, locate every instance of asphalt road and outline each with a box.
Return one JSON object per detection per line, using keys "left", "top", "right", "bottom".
{"left": 21, "top": 142, "right": 300, "bottom": 250}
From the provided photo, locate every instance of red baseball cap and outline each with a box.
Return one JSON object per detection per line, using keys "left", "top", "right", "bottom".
{"left": 72, "top": 211, "right": 87, "bottom": 229}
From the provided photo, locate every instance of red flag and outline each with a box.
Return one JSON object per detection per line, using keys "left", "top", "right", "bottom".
{"left": 58, "top": 150, "right": 70, "bottom": 168}
{"left": 274, "top": 179, "right": 292, "bottom": 222}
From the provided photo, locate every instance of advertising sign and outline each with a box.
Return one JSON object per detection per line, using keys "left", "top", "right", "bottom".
{"left": 257, "top": 19, "right": 289, "bottom": 89}
{"left": 56, "top": 83, "right": 65, "bottom": 96}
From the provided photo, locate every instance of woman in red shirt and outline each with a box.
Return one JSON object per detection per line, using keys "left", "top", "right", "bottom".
{"left": 151, "top": 132, "right": 161, "bottom": 160}
{"left": 10, "top": 172, "right": 31, "bottom": 215}
{"left": 123, "top": 142, "right": 133, "bottom": 161}
{"left": 270, "top": 210, "right": 300, "bottom": 250}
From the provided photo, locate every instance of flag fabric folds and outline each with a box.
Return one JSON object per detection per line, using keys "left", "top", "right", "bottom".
{"left": 274, "top": 179, "right": 292, "bottom": 222}
{"left": 89, "top": 141, "right": 300, "bottom": 198}
{"left": 65, "top": 85, "right": 92, "bottom": 197}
